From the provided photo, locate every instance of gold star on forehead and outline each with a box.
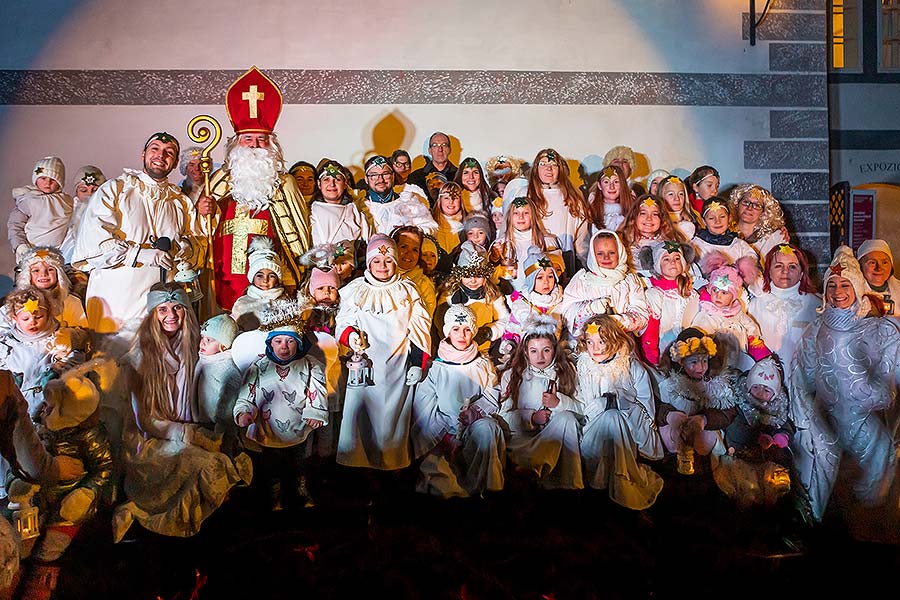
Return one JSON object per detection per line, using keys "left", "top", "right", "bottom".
{"left": 705, "top": 201, "right": 724, "bottom": 213}
{"left": 22, "top": 298, "right": 40, "bottom": 314}
{"left": 601, "top": 166, "right": 616, "bottom": 179}
{"left": 642, "top": 198, "right": 656, "bottom": 208}
{"left": 777, "top": 244, "right": 795, "bottom": 256}
{"left": 830, "top": 264, "right": 844, "bottom": 276}
{"left": 585, "top": 322, "right": 600, "bottom": 336}
{"left": 34, "top": 249, "right": 51, "bottom": 260}
{"left": 378, "top": 245, "right": 389, "bottom": 255}
{"left": 190, "top": 149, "right": 201, "bottom": 157}
{"left": 34, "top": 167, "right": 43, "bottom": 175}
{"left": 492, "top": 197, "right": 503, "bottom": 208}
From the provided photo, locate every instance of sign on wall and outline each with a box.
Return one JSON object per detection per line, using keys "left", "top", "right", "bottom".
{"left": 849, "top": 189, "right": 876, "bottom": 250}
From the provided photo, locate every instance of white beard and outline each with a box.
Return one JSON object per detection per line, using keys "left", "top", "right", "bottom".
{"left": 228, "top": 146, "right": 280, "bottom": 211}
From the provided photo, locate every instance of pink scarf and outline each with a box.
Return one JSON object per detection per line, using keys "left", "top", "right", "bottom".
{"left": 437, "top": 338, "right": 479, "bottom": 364}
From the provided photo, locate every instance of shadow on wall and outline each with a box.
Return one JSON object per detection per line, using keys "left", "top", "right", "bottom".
{"left": 352, "top": 110, "right": 471, "bottom": 181}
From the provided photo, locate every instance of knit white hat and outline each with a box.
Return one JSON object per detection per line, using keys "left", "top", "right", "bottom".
{"left": 32, "top": 156, "right": 65, "bottom": 188}
{"left": 747, "top": 356, "right": 782, "bottom": 393}
{"left": 856, "top": 238, "right": 893, "bottom": 265}
{"left": 201, "top": 313, "right": 239, "bottom": 349}
{"left": 824, "top": 245, "right": 870, "bottom": 312}
{"left": 442, "top": 304, "right": 477, "bottom": 337}
{"left": 71, "top": 165, "right": 106, "bottom": 192}
{"left": 246, "top": 237, "right": 284, "bottom": 282}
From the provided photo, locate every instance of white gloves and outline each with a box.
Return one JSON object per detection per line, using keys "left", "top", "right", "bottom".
{"left": 59, "top": 488, "right": 96, "bottom": 523}
{"left": 406, "top": 366, "right": 424, "bottom": 385}
{"left": 136, "top": 247, "right": 174, "bottom": 270}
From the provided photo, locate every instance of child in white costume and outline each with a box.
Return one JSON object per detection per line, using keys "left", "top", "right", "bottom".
{"left": 637, "top": 241, "right": 699, "bottom": 367}
{"left": 234, "top": 302, "right": 328, "bottom": 510}
{"left": 336, "top": 234, "right": 432, "bottom": 471}
{"left": 0, "top": 287, "right": 88, "bottom": 418}
{"left": 658, "top": 175, "right": 699, "bottom": 241}
{"left": 411, "top": 304, "right": 505, "bottom": 498}
{"left": 230, "top": 237, "right": 288, "bottom": 331}
{"left": 13, "top": 246, "right": 87, "bottom": 329}
{"left": 559, "top": 229, "right": 649, "bottom": 341}
{"left": 690, "top": 265, "right": 769, "bottom": 371}
{"left": 576, "top": 316, "right": 664, "bottom": 509}
{"left": 491, "top": 195, "right": 564, "bottom": 292}
{"left": 195, "top": 313, "right": 242, "bottom": 455}
{"left": 503, "top": 247, "right": 566, "bottom": 351}
{"left": 499, "top": 314, "right": 583, "bottom": 490}
{"left": 8, "top": 157, "right": 74, "bottom": 261}
{"left": 59, "top": 165, "right": 106, "bottom": 263}
{"left": 691, "top": 196, "right": 757, "bottom": 266}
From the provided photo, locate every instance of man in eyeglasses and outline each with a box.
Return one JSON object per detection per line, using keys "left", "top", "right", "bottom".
{"left": 362, "top": 155, "right": 434, "bottom": 236}
{"left": 407, "top": 132, "right": 458, "bottom": 197}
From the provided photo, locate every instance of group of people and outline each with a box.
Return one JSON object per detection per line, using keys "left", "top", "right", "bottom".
{"left": 2, "top": 66, "right": 899, "bottom": 599}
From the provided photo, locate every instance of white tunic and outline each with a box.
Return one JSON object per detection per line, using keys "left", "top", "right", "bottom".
{"left": 747, "top": 282, "right": 820, "bottom": 387}
{"left": 310, "top": 200, "right": 372, "bottom": 247}
{"left": 499, "top": 365, "right": 584, "bottom": 490}
{"left": 690, "top": 305, "right": 764, "bottom": 371}
{"left": 576, "top": 352, "right": 664, "bottom": 509}
{"left": 336, "top": 272, "right": 432, "bottom": 470}
{"left": 8, "top": 186, "right": 74, "bottom": 250}
{"left": 691, "top": 235, "right": 758, "bottom": 266}
{"left": 365, "top": 185, "right": 434, "bottom": 235}
{"left": 538, "top": 188, "right": 591, "bottom": 269}
{"left": 72, "top": 170, "right": 197, "bottom": 333}
{"left": 560, "top": 271, "right": 649, "bottom": 338}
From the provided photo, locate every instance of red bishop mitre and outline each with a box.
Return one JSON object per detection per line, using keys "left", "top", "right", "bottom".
{"left": 225, "top": 66, "right": 283, "bottom": 134}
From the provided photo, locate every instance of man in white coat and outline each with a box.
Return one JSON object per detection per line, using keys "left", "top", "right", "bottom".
{"left": 73, "top": 132, "right": 200, "bottom": 335}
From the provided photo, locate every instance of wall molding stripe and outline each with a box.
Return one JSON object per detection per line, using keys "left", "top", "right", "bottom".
{"left": 0, "top": 69, "right": 827, "bottom": 107}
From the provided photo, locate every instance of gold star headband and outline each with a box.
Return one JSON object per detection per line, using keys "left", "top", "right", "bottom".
{"left": 702, "top": 200, "right": 724, "bottom": 216}
{"left": 777, "top": 244, "right": 795, "bottom": 256}
{"left": 16, "top": 297, "right": 44, "bottom": 315}
{"left": 585, "top": 322, "right": 600, "bottom": 336}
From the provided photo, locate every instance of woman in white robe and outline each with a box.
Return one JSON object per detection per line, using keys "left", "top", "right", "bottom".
{"left": 113, "top": 284, "right": 251, "bottom": 542}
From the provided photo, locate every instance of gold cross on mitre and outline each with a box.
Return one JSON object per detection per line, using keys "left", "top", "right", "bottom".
{"left": 242, "top": 85, "right": 265, "bottom": 119}
{"left": 222, "top": 205, "right": 270, "bottom": 274}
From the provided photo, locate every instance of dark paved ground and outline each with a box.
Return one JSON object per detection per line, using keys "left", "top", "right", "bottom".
{"left": 36, "top": 455, "right": 900, "bottom": 599}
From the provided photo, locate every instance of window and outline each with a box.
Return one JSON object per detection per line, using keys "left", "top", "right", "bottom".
{"left": 831, "top": 0, "right": 861, "bottom": 70}
{"left": 882, "top": 0, "right": 900, "bottom": 70}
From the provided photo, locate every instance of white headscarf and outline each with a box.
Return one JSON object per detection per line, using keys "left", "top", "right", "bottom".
{"left": 585, "top": 229, "right": 629, "bottom": 285}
